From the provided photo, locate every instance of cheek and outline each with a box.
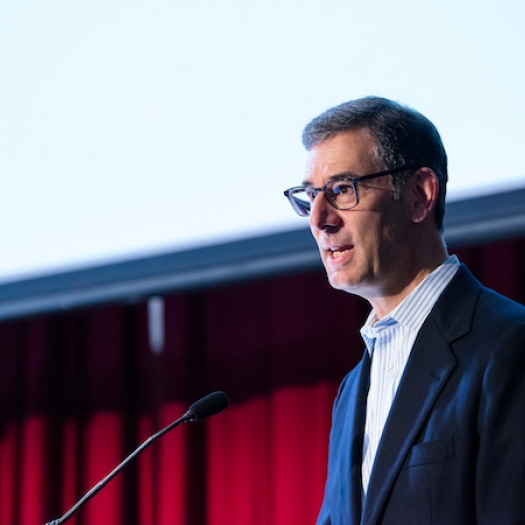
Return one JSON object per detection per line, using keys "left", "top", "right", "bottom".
{"left": 356, "top": 217, "right": 383, "bottom": 252}
{"left": 355, "top": 222, "right": 396, "bottom": 273}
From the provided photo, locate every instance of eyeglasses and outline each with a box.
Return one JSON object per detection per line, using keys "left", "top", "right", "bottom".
{"left": 283, "top": 166, "right": 417, "bottom": 217}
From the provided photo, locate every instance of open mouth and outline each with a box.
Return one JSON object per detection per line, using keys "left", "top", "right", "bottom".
{"left": 327, "top": 246, "right": 353, "bottom": 259}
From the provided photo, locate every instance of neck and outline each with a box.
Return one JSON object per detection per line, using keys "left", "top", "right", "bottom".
{"left": 368, "top": 235, "right": 449, "bottom": 319}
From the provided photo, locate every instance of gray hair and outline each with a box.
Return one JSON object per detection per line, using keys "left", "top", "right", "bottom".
{"left": 302, "top": 96, "right": 448, "bottom": 232}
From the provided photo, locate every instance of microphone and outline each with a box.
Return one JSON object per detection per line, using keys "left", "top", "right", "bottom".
{"left": 187, "top": 391, "right": 229, "bottom": 421}
{"left": 45, "top": 391, "right": 229, "bottom": 525}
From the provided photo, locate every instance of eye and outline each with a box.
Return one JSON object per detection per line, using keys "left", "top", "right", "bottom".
{"left": 304, "top": 187, "right": 317, "bottom": 202}
{"left": 328, "top": 180, "right": 357, "bottom": 207}
{"left": 330, "top": 180, "right": 353, "bottom": 196}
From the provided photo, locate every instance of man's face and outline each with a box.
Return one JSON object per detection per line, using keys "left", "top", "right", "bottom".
{"left": 305, "top": 131, "right": 413, "bottom": 300}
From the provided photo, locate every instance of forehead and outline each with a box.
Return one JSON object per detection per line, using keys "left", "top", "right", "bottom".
{"left": 304, "top": 131, "right": 379, "bottom": 184}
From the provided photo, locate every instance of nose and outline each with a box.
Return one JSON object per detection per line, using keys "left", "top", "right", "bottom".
{"left": 309, "top": 192, "right": 342, "bottom": 233}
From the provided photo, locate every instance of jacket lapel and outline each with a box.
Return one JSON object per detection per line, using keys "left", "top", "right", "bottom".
{"left": 329, "top": 349, "right": 372, "bottom": 525}
{"left": 347, "top": 350, "right": 372, "bottom": 523}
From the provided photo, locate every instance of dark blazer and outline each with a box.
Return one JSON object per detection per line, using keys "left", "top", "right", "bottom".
{"left": 317, "top": 264, "right": 525, "bottom": 525}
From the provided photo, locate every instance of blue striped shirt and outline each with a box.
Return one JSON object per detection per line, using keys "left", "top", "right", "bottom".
{"left": 360, "top": 255, "right": 460, "bottom": 493}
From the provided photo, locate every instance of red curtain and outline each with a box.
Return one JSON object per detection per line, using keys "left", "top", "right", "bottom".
{"left": 1, "top": 237, "right": 525, "bottom": 525}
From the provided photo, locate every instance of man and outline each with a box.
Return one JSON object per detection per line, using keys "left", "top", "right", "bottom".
{"left": 284, "top": 96, "right": 525, "bottom": 524}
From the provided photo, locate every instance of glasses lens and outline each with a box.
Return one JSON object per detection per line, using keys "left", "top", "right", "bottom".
{"left": 327, "top": 180, "right": 357, "bottom": 209}
{"left": 288, "top": 188, "right": 311, "bottom": 217}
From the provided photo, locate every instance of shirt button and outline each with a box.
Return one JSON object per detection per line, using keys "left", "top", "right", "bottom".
{"left": 386, "top": 362, "right": 393, "bottom": 372}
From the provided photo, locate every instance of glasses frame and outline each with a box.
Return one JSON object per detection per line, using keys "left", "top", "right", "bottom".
{"left": 283, "top": 165, "right": 419, "bottom": 217}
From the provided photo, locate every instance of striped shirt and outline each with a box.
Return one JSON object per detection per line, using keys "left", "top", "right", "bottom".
{"left": 360, "top": 255, "right": 460, "bottom": 494}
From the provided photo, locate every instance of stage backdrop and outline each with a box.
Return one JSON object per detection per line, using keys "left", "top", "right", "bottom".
{"left": 1, "top": 237, "right": 525, "bottom": 525}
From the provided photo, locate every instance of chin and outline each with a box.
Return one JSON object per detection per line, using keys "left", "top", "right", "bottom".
{"left": 326, "top": 268, "right": 368, "bottom": 296}
{"left": 327, "top": 271, "right": 355, "bottom": 292}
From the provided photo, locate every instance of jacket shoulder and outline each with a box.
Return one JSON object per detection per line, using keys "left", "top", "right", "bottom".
{"left": 433, "top": 264, "right": 525, "bottom": 342}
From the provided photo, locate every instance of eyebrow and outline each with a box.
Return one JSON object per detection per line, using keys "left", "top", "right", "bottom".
{"left": 302, "top": 171, "right": 359, "bottom": 187}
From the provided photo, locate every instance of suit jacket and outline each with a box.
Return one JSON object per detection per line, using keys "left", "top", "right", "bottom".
{"left": 317, "top": 264, "right": 525, "bottom": 525}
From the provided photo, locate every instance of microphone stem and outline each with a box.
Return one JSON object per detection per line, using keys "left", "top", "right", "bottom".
{"left": 45, "top": 411, "right": 193, "bottom": 525}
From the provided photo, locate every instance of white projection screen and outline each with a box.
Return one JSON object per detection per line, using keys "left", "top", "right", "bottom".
{"left": 1, "top": 0, "right": 524, "bottom": 283}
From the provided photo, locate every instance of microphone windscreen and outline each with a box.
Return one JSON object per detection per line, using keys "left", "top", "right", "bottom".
{"left": 188, "top": 391, "right": 229, "bottom": 421}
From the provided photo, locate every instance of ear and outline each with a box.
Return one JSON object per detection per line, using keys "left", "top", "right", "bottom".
{"left": 407, "top": 167, "right": 439, "bottom": 224}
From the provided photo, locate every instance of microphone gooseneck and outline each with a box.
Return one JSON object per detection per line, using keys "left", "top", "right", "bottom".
{"left": 44, "top": 391, "right": 229, "bottom": 525}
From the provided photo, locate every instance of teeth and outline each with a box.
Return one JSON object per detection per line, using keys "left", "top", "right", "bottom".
{"left": 330, "top": 249, "right": 349, "bottom": 258}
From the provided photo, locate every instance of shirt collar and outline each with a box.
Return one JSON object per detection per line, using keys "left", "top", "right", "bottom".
{"left": 361, "top": 255, "right": 460, "bottom": 339}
